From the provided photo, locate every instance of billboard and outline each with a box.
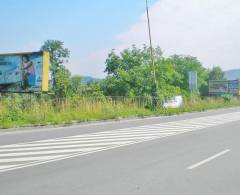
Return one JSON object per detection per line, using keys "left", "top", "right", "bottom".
{"left": 0, "top": 51, "right": 49, "bottom": 92}
{"left": 189, "top": 71, "right": 198, "bottom": 91}
{"left": 209, "top": 80, "right": 240, "bottom": 96}
{"left": 228, "top": 80, "right": 240, "bottom": 95}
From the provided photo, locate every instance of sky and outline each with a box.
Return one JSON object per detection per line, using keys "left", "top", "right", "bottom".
{"left": 0, "top": 0, "right": 240, "bottom": 78}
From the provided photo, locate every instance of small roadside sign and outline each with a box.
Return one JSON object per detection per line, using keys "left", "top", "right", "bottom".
{"left": 189, "top": 71, "right": 198, "bottom": 92}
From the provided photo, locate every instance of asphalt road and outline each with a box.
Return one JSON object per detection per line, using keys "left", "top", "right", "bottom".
{"left": 0, "top": 107, "right": 240, "bottom": 195}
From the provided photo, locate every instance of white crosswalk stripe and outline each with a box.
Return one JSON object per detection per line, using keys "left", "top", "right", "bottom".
{"left": 0, "top": 155, "right": 66, "bottom": 163}
{"left": 0, "top": 112, "right": 240, "bottom": 173}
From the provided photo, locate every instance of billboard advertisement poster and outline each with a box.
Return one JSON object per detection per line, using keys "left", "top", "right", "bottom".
{"left": 0, "top": 51, "right": 49, "bottom": 92}
{"left": 209, "top": 80, "right": 240, "bottom": 96}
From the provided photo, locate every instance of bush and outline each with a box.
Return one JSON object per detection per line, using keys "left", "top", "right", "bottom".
{"left": 221, "top": 94, "right": 233, "bottom": 103}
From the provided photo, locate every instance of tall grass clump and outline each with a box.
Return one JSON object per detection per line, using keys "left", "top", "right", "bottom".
{"left": 0, "top": 94, "right": 240, "bottom": 129}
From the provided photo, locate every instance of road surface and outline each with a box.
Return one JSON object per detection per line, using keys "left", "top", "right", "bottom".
{"left": 0, "top": 108, "right": 240, "bottom": 195}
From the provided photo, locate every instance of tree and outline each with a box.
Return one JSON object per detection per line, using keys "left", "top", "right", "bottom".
{"left": 168, "top": 55, "right": 209, "bottom": 94}
{"left": 70, "top": 75, "right": 84, "bottom": 96}
{"left": 103, "top": 45, "right": 182, "bottom": 99}
{"left": 209, "top": 66, "right": 225, "bottom": 81}
{"left": 41, "top": 40, "right": 70, "bottom": 87}
{"left": 85, "top": 80, "right": 105, "bottom": 97}
{"left": 41, "top": 40, "right": 71, "bottom": 97}
{"left": 54, "top": 66, "right": 71, "bottom": 98}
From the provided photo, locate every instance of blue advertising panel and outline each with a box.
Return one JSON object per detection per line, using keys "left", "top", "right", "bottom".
{"left": 0, "top": 52, "right": 49, "bottom": 92}
{"left": 209, "top": 80, "right": 240, "bottom": 96}
{"left": 228, "top": 80, "right": 240, "bottom": 95}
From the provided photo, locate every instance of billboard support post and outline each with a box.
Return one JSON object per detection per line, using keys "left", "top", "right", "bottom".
{"left": 42, "top": 51, "right": 50, "bottom": 92}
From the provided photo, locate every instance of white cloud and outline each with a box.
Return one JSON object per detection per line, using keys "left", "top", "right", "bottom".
{"left": 116, "top": 0, "right": 240, "bottom": 70}
{"left": 68, "top": 48, "right": 109, "bottom": 78}
{"left": 72, "top": 0, "right": 240, "bottom": 77}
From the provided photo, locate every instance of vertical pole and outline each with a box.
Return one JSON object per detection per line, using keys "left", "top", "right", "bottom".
{"left": 146, "top": 0, "right": 158, "bottom": 105}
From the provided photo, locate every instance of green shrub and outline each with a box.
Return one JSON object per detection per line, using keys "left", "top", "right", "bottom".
{"left": 221, "top": 94, "right": 233, "bottom": 103}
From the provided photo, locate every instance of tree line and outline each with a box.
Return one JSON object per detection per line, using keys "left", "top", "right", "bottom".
{"left": 41, "top": 40, "right": 226, "bottom": 99}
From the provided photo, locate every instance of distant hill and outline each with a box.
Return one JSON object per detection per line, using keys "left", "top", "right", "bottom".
{"left": 224, "top": 69, "right": 240, "bottom": 80}
{"left": 82, "top": 76, "right": 100, "bottom": 85}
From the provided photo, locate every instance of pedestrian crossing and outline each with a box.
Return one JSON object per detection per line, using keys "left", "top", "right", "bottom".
{"left": 0, "top": 112, "right": 240, "bottom": 173}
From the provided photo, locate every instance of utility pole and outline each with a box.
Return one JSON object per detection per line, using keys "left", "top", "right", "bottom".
{"left": 146, "top": 0, "right": 158, "bottom": 105}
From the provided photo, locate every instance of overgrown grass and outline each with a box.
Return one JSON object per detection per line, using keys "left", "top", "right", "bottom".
{"left": 0, "top": 95, "right": 239, "bottom": 129}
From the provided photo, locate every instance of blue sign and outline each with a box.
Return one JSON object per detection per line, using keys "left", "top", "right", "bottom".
{"left": 209, "top": 80, "right": 240, "bottom": 96}
{"left": 189, "top": 72, "right": 198, "bottom": 91}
